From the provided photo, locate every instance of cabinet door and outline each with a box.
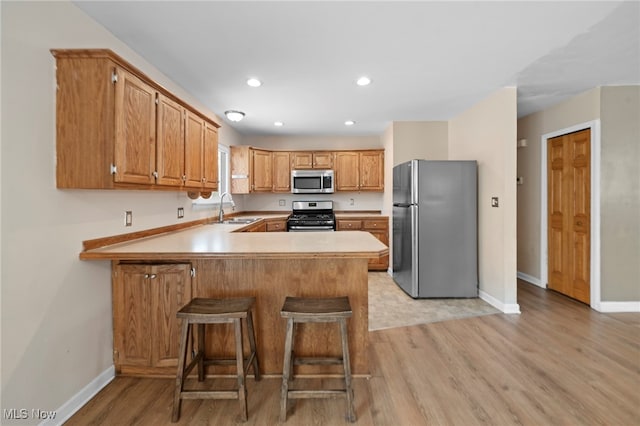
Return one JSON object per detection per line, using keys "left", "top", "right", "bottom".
{"left": 367, "top": 230, "right": 389, "bottom": 270}
{"left": 113, "top": 263, "right": 191, "bottom": 372}
{"left": 113, "top": 264, "right": 153, "bottom": 368}
{"left": 292, "top": 152, "right": 313, "bottom": 169}
{"left": 313, "top": 152, "right": 334, "bottom": 169}
{"left": 360, "top": 151, "right": 384, "bottom": 191}
{"left": 203, "top": 123, "right": 218, "bottom": 190}
{"left": 114, "top": 68, "right": 156, "bottom": 185}
{"left": 184, "top": 110, "right": 205, "bottom": 188}
{"left": 151, "top": 264, "right": 192, "bottom": 368}
{"left": 272, "top": 151, "right": 291, "bottom": 192}
{"left": 156, "top": 94, "right": 185, "bottom": 186}
{"left": 335, "top": 152, "right": 360, "bottom": 191}
{"left": 230, "top": 146, "right": 250, "bottom": 194}
{"left": 252, "top": 149, "right": 273, "bottom": 191}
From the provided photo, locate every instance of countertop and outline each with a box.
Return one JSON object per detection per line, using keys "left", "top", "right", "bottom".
{"left": 80, "top": 219, "right": 388, "bottom": 261}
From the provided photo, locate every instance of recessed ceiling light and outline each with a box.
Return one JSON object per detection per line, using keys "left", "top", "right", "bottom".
{"left": 225, "top": 110, "right": 245, "bottom": 122}
{"left": 345, "top": 120, "right": 356, "bottom": 126}
{"left": 356, "top": 76, "right": 371, "bottom": 86}
{"left": 247, "top": 78, "right": 262, "bottom": 87}
{"left": 274, "top": 121, "right": 284, "bottom": 127}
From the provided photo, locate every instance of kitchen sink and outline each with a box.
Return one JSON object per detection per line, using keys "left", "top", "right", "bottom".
{"left": 220, "top": 217, "right": 261, "bottom": 224}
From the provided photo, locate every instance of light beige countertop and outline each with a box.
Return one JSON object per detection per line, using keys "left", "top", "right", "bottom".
{"left": 80, "top": 222, "right": 388, "bottom": 261}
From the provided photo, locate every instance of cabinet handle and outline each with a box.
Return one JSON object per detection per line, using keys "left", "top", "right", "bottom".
{"left": 182, "top": 175, "right": 187, "bottom": 182}
{"left": 150, "top": 274, "right": 157, "bottom": 279}
{"left": 152, "top": 171, "right": 158, "bottom": 179}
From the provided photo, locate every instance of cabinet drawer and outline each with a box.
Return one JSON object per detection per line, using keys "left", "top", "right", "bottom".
{"left": 337, "top": 220, "right": 362, "bottom": 230}
{"left": 363, "top": 219, "right": 388, "bottom": 230}
{"left": 266, "top": 220, "right": 286, "bottom": 232}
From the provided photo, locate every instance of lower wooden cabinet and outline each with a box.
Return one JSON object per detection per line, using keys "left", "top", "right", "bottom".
{"left": 112, "top": 263, "right": 192, "bottom": 375}
{"left": 336, "top": 217, "right": 389, "bottom": 270}
{"left": 265, "top": 219, "right": 287, "bottom": 232}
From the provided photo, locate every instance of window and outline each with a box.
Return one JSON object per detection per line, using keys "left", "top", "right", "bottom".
{"left": 192, "top": 144, "right": 234, "bottom": 208}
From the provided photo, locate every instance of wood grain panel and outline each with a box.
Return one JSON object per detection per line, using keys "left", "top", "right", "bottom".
{"left": 203, "top": 123, "right": 218, "bottom": 190}
{"left": 184, "top": 110, "right": 204, "bottom": 188}
{"left": 156, "top": 94, "right": 185, "bottom": 186}
{"left": 191, "top": 258, "right": 369, "bottom": 375}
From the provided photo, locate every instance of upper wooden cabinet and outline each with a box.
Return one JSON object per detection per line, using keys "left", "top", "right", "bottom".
{"left": 272, "top": 151, "right": 291, "bottom": 192}
{"left": 335, "top": 150, "right": 384, "bottom": 192}
{"left": 292, "top": 151, "right": 334, "bottom": 169}
{"left": 156, "top": 94, "right": 185, "bottom": 186}
{"left": 52, "top": 49, "right": 220, "bottom": 190}
{"left": 232, "top": 146, "right": 384, "bottom": 193}
{"left": 230, "top": 146, "right": 272, "bottom": 193}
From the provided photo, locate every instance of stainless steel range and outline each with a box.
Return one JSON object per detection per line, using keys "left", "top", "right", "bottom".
{"left": 287, "top": 201, "right": 336, "bottom": 232}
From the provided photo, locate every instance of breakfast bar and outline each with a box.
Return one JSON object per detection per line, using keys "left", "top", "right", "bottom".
{"left": 81, "top": 222, "right": 388, "bottom": 377}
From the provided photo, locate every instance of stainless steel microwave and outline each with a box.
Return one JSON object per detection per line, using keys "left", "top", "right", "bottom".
{"left": 291, "top": 169, "right": 334, "bottom": 193}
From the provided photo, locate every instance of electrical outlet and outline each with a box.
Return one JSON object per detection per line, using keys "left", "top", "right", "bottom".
{"left": 278, "top": 199, "right": 286, "bottom": 207}
{"left": 125, "top": 211, "right": 132, "bottom": 226}
{"left": 177, "top": 207, "right": 184, "bottom": 219}
{"left": 491, "top": 197, "right": 499, "bottom": 208}
{"left": 349, "top": 198, "right": 355, "bottom": 206}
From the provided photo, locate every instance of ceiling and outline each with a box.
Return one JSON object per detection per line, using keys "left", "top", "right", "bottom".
{"left": 74, "top": 1, "right": 640, "bottom": 137}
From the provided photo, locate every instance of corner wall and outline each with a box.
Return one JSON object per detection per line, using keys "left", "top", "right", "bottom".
{"left": 449, "top": 88, "right": 519, "bottom": 312}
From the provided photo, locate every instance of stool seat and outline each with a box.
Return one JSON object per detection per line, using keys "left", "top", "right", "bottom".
{"left": 280, "top": 296, "right": 355, "bottom": 422}
{"left": 178, "top": 297, "right": 256, "bottom": 319}
{"left": 172, "top": 297, "right": 261, "bottom": 422}
{"left": 281, "top": 296, "right": 352, "bottom": 319}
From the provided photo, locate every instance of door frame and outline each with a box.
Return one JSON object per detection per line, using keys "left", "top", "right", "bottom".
{"left": 540, "top": 120, "right": 601, "bottom": 310}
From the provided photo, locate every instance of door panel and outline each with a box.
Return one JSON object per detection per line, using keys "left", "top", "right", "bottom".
{"left": 547, "top": 128, "right": 591, "bottom": 304}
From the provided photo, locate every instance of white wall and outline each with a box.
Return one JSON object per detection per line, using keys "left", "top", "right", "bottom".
{"left": 0, "top": 1, "right": 232, "bottom": 420}
{"left": 449, "top": 88, "right": 519, "bottom": 312}
{"left": 392, "top": 121, "right": 448, "bottom": 165}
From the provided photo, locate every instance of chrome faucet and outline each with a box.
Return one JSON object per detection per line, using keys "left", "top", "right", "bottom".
{"left": 218, "top": 192, "right": 229, "bottom": 222}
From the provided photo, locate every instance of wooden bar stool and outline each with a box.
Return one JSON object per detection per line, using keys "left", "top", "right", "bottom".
{"left": 172, "top": 297, "right": 261, "bottom": 422}
{"left": 279, "top": 296, "right": 355, "bottom": 422}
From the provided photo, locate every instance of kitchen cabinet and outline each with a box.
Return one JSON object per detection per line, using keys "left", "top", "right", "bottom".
{"left": 335, "top": 150, "right": 384, "bottom": 192}
{"left": 291, "top": 151, "right": 334, "bottom": 169}
{"left": 112, "top": 263, "right": 192, "bottom": 375}
{"left": 230, "top": 146, "right": 272, "bottom": 193}
{"left": 156, "top": 94, "right": 185, "bottom": 186}
{"left": 202, "top": 123, "right": 219, "bottom": 191}
{"left": 265, "top": 218, "right": 287, "bottom": 232}
{"left": 52, "top": 49, "right": 220, "bottom": 191}
{"left": 272, "top": 151, "right": 291, "bottom": 192}
{"left": 336, "top": 216, "right": 389, "bottom": 270}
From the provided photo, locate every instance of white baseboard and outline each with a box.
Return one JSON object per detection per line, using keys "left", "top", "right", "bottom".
{"left": 517, "top": 271, "right": 544, "bottom": 288}
{"left": 595, "top": 301, "right": 640, "bottom": 313}
{"left": 40, "top": 365, "right": 115, "bottom": 426}
{"left": 480, "top": 290, "right": 521, "bottom": 314}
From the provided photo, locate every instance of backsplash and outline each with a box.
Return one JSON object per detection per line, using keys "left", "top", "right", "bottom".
{"left": 238, "top": 192, "right": 384, "bottom": 212}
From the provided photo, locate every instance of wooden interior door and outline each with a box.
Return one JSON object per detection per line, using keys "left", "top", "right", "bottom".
{"left": 547, "top": 128, "right": 591, "bottom": 304}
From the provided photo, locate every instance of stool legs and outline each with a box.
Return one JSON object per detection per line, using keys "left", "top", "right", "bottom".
{"left": 172, "top": 320, "right": 190, "bottom": 422}
{"left": 280, "top": 317, "right": 355, "bottom": 423}
{"left": 246, "top": 311, "right": 262, "bottom": 381}
{"left": 280, "top": 318, "right": 295, "bottom": 422}
{"left": 233, "top": 318, "right": 248, "bottom": 422}
{"left": 340, "top": 318, "right": 356, "bottom": 422}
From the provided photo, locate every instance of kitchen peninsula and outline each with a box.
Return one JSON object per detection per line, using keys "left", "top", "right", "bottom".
{"left": 80, "top": 221, "right": 388, "bottom": 377}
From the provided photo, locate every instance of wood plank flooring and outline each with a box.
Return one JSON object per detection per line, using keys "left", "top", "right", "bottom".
{"left": 66, "top": 280, "right": 640, "bottom": 425}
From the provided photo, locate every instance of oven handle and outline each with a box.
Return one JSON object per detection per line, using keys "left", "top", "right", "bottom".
{"left": 288, "top": 226, "right": 335, "bottom": 231}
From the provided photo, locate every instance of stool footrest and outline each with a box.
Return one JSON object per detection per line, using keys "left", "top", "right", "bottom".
{"left": 288, "top": 389, "right": 347, "bottom": 399}
{"left": 294, "top": 356, "right": 343, "bottom": 365}
{"left": 180, "top": 390, "right": 238, "bottom": 400}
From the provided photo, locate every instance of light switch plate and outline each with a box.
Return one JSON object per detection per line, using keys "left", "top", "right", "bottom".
{"left": 125, "top": 211, "right": 132, "bottom": 226}
{"left": 177, "top": 207, "right": 184, "bottom": 219}
{"left": 491, "top": 197, "right": 499, "bottom": 208}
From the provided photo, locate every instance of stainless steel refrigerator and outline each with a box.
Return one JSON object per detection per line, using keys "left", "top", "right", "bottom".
{"left": 392, "top": 160, "right": 478, "bottom": 298}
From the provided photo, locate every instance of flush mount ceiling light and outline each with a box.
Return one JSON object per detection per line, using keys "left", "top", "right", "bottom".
{"left": 225, "top": 110, "right": 245, "bottom": 122}
{"left": 274, "top": 121, "right": 284, "bottom": 127}
{"left": 356, "top": 76, "right": 371, "bottom": 86}
{"left": 247, "top": 78, "right": 262, "bottom": 87}
{"left": 345, "top": 120, "right": 356, "bottom": 126}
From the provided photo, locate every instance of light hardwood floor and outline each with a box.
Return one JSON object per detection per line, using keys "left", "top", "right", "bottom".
{"left": 66, "top": 281, "right": 640, "bottom": 425}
